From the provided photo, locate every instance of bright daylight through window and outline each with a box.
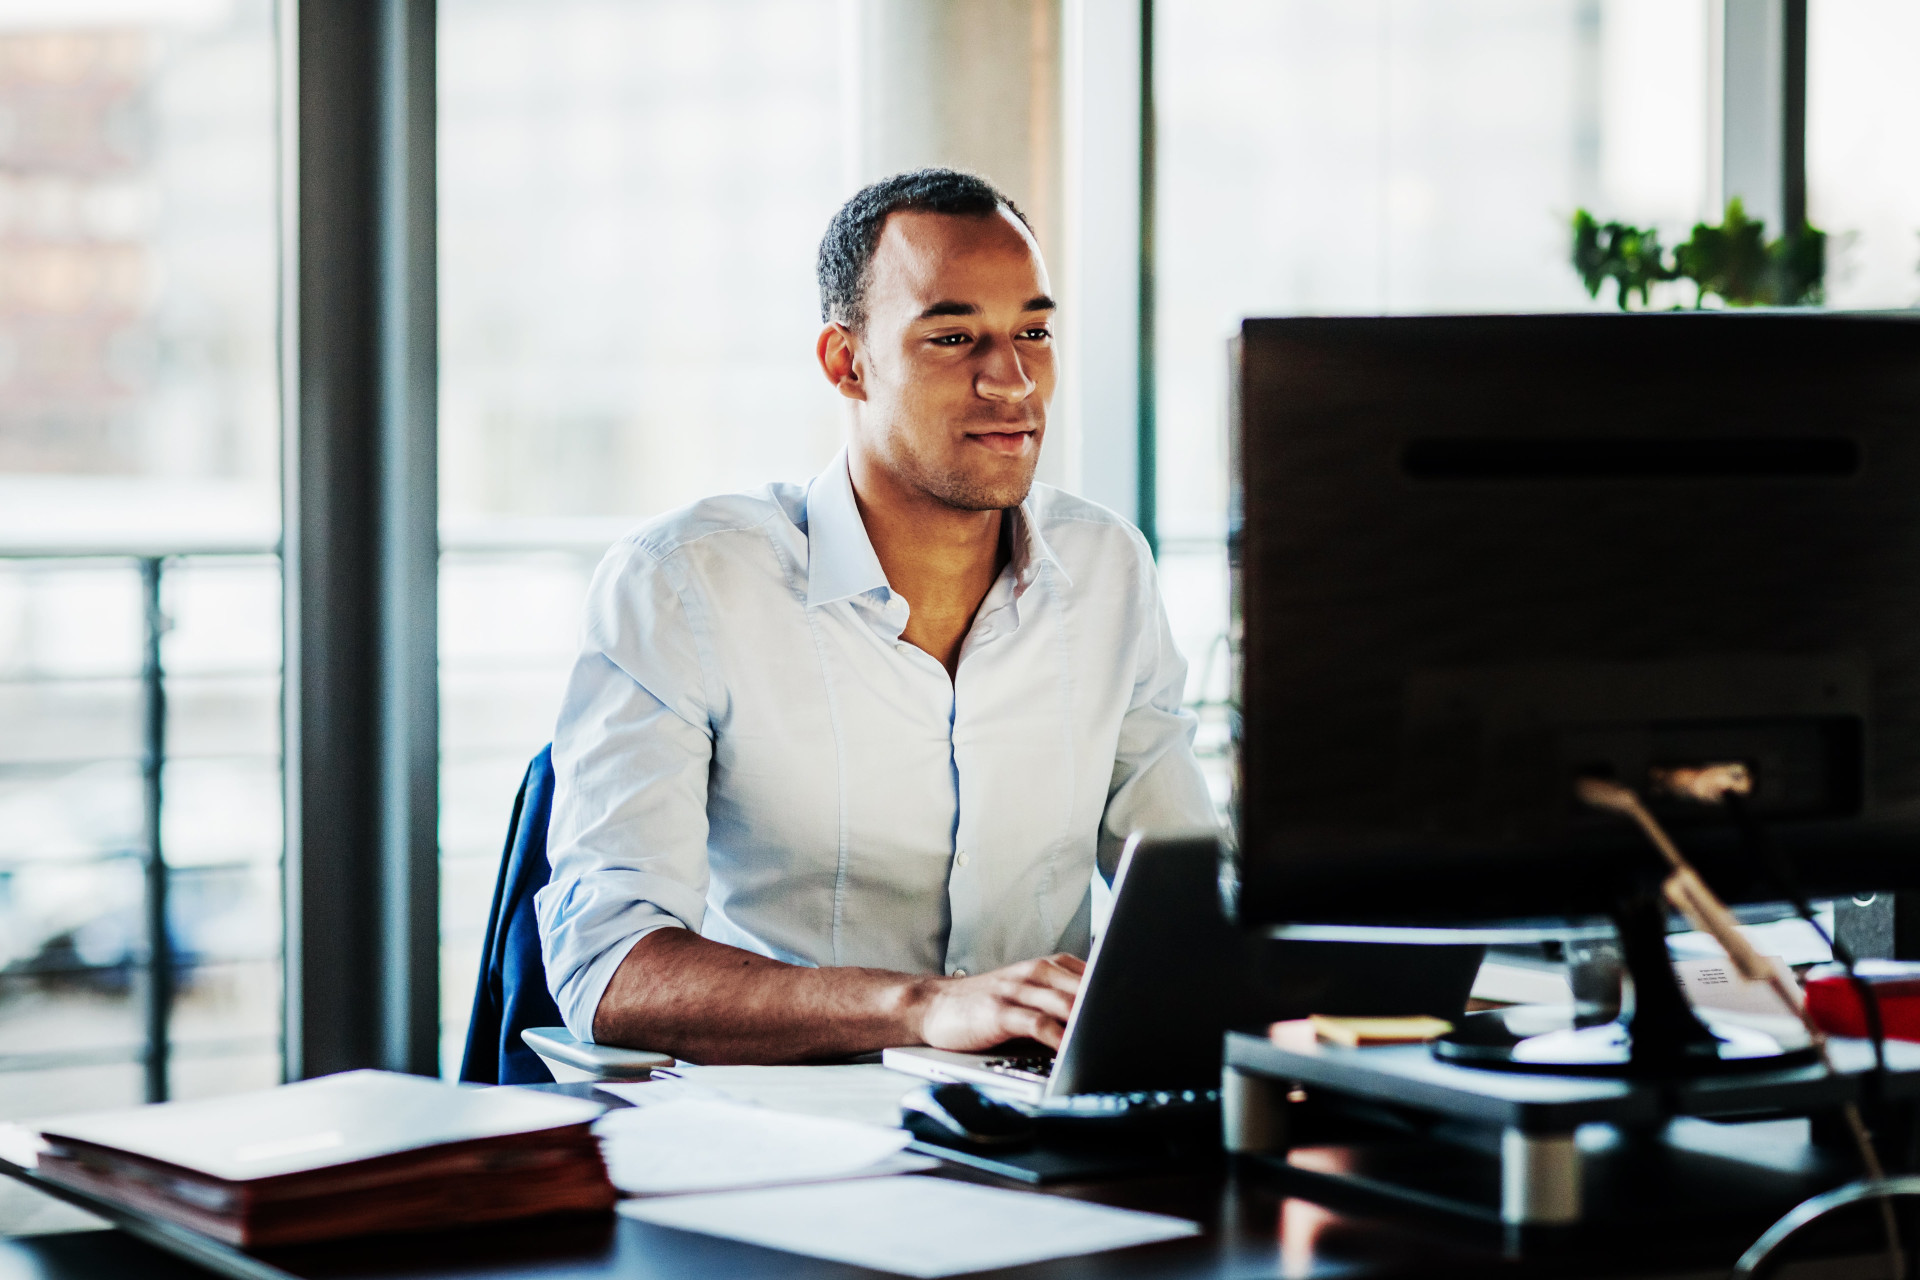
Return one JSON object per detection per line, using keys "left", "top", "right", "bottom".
{"left": 5, "top": 0, "right": 1920, "bottom": 1151}
{"left": 436, "top": 0, "right": 848, "bottom": 1070}
{"left": 0, "top": 0, "right": 282, "bottom": 1136}
{"left": 1156, "top": 0, "right": 1920, "bottom": 591}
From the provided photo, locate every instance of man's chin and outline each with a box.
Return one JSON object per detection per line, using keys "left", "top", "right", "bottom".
{"left": 880, "top": 432, "right": 1042, "bottom": 512}
{"left": 936, "top": 459, "right": 1038, "bottom": 512}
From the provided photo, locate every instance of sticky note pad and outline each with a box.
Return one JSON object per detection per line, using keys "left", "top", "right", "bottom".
{"left": 1305, "top": 1015, "right": 1454, "bottom": 1047}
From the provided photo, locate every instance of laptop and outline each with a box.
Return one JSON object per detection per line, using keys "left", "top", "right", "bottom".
{"left": 883, "top": 832, "right": 1486, "bottom": 1109}
{"left": 884, "top": 833, "right": 1238, "bottom": 1106}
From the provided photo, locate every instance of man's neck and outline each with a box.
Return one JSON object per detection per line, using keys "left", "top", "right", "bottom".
{"left": 847, "top": 451, "right": 1010, "bottom": 676}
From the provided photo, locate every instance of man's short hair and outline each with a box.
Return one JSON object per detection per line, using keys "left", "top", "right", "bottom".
{"left": 816, "top": 168, "right": 1032, "bottom": 332}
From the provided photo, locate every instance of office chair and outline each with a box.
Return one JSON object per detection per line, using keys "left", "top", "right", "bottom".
{"left": 459, "top": 745, "right": 671, "bottom": 1085}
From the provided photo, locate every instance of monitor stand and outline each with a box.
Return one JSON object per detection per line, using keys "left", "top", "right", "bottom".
{"left": 1433, "top": 879, "right": 1817, "bottom": 1076}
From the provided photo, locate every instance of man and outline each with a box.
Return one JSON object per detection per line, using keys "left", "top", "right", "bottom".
{"left": 537, "top": 168, "right": 1216, "bottom": 1065}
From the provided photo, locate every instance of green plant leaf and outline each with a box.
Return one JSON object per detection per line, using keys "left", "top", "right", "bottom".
{"left": 1576, "top": 198, "right": 1829, "bottom": 310}
{"left": 1570, "top": 208, "right": 1678, "bottom": 311}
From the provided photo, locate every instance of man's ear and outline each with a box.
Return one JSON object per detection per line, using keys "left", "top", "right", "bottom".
{"left": 816, "top": 322, "right": 866, "bottom": 401}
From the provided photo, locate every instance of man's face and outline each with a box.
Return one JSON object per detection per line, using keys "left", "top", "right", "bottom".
{"left": 834, "top": 208, "right": 1055, "bottom": 511}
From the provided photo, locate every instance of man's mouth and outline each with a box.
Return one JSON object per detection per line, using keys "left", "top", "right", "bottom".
{"left": 966, "top": 429, "right": 1035, "bottom": 456}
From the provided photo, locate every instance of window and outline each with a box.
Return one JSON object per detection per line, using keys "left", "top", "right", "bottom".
{"left": 437, "top": 0, "right": 848, "bottom": 1070}
{"left": 1153, "top": 0, "right": 1715, "bottom": 747}
{"left": 0, "top": 0, "right": 282, "bottom": 1126}
{"left": 1808, "top": 0, "right": 1920, "bottom": 308}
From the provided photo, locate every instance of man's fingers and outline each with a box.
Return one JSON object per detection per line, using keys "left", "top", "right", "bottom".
{"left": 918, "top": 955, "right": 1085, "bottom": 1054}
{"left": 1003, "top": 1004, "right": 1065, "bottom": 1050}
{"left": 1024, "top": 957, "right": 1084, "bottom": 995}
{"left": 1008, "top": 982, "right": 1075, "bottom": 1023}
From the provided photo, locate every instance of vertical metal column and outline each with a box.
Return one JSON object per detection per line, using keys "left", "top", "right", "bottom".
{"left": 1135, "top": 0, "right": 1157, "bottom": 556}
{"left": 138, "top": 556, "right": 171, "bottom": 1103}
{"left": 1719, "top": 0, "right": 1807, "bottom": 234}
{"left": 1779, "top": 0, "right": 1806, "bottom": 235}
{"left": 285, "top": 0, "right": 382, "bottom": 1082}
{"left": 1061, "top": 0, "right": 1146, "bottom": 526}
{"left": 377, "top": 0, "right": 441, "bottom": 1077}
{"left": 283, "top": 0, "right": 439, "bottom": 1081}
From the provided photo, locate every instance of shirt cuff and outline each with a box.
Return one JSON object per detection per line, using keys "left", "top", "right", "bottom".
{"left": 556, "top": 917, "right": 687, "bottom": 1045}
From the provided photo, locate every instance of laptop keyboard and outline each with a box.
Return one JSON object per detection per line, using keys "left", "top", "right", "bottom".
{"left": 983, "top": 1054, "right": 1055, "bottom": 1084}
{"left": 1032, "top": 1088, "right": 1220, "bottom": 1118}
{"left": 980, "top": 1052, "right": 1222, "bottom": 1119}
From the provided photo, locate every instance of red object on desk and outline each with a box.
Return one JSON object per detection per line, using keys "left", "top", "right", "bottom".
{"left": 1803, "top": 962, "right": 1920, "bottom": 1041}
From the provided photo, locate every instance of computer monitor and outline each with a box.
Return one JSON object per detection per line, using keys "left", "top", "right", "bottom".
{"left": 1228, "top": 313, "right": 1920, "bottom": 1072}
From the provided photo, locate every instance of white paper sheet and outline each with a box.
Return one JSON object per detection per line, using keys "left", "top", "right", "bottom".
{"left": 1674, "top": 955, "right": 1799, "bottom": 1017}
{"left": 1668, "top": 917, "right": 1833, "bottom": 966}
{"left": 603, "top": 1063, "right": 922, "bottom": 1129}
{"left": 594, "top": 1097, "right": 930, "bottom": 1195}
{"left": 619, "top": 1176, "right": 1200, "bottom": 1277}
{"left": 0, "top": 1122, "right": 46, "bottom": 1168}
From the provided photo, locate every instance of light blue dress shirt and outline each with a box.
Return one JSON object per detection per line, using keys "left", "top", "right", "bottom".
{"left": 536, "top": 450, "right": 1218, "bottom": 1042}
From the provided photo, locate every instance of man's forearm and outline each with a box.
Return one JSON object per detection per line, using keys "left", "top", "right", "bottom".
{"left": 591, "top": 927, "right": 935, "bottom": 1064}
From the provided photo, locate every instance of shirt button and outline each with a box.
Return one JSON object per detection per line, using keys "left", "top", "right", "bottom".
{"left": 895, "top": 642, "right": 909, "bottom": 653}
{"left": 955, "top": 850, "right": 969, "bottom": 868}
{"left": 951, "top": 968, "right": 968, "bottom": 978}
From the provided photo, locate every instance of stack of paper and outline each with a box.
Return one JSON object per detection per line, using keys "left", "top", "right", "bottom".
{"left": 603, "top": 1062, "right": 919, "bottom": 1128}
{"left": 26, "top": 1071, "right": 613, "bottom": 1247}
{"left": 595, "top": 1064, "right": 1201, "bottom": 1275}
{"left": 593, "top": 1098, "right": 933, "bottom": 1196}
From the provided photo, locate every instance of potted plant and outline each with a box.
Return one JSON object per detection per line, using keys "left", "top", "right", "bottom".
{"left": 1572, "top": 199, "right": 1826, "bottom": 310}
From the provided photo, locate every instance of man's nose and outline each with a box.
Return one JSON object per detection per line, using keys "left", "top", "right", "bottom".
{"left": 974, "top": 336, "right": 1035, "bottom": 402}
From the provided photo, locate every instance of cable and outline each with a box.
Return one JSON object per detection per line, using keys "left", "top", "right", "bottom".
{"left": 1578, "top": 776, "right": 1904, "bottom": 1280}
{"left": 1722, "top": 789, "right": 1903, "bottom": 1279}
{"left": 1625, "top": 768, "right": 1890, "bottom": 1079}
{"left": 1735, "top": 1177, "right": 1920, "bottom": 1278}
{"left": 1720, "top": 790, "right": 1889, "bottom": 1078}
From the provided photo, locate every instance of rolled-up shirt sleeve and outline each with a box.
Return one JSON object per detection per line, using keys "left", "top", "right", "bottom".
{"left": 536, "top": 538, "right": 718, "bottom": 1042}
{"left": 1098, "top": 545, "right": 1222, "bottom": 882}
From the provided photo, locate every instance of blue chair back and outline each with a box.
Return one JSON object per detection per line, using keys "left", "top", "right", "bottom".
{"left": 459, "top": 745, "right": 567, "bottom": 1084}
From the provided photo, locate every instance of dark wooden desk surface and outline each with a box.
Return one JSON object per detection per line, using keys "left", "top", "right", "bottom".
{"left": 4, "top": 1081, "right": 1883, "bottom": 1279}
{"left": 0, "top": 1154, "right": 1784, "bottom": 1280}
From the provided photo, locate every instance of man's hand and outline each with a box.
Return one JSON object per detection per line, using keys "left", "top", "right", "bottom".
{"left": 594, "top": 931, "right": 1089, "bottom": 1064}
{"left": 914, "top": 954, "right": 1086, "bottom": 1052}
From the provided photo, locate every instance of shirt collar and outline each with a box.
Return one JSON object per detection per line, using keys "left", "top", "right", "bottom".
{"left": 1008, "top": 493, "right": 1072, "bottom": 592}
{"left": 805, "top": 450, "right": 891, "bottom": 610}
{"left": 803, "top": 450, "right": 1075, "bottom": 608}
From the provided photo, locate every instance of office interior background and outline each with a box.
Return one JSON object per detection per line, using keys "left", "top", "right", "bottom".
{"left": 1, "top": 0, "right": 1917, "bottom": 1134}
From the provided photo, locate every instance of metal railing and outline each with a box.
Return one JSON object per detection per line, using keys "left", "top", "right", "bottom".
{"left": 137, "top": 555, "right": 169, "bottom": 1103}
{"left": 0, "top": 544, "right": 280, "bottom": 1104}
{"left": 0, "top": 525, "right": 1238, "bottom": 1096}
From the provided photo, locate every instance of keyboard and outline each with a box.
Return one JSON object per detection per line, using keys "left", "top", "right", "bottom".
{"left": 982, "top": 1055, "right": 1221, "bottom": 1121}
{"left": 1030, "top": 1087, "right": 1219, "bottom": 1117}
{"left": 983, "top": 1054, "right": 1055, "bottom": 1085}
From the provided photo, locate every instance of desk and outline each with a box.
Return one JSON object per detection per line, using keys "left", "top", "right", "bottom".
{"left": 0, "top": 1087, "right": 1881, "bottom": 1279}
{"left": 0, "top": 1160, "right": 1755, "bottom": 1279}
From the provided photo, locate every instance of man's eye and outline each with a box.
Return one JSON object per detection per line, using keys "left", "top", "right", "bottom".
{"left": 931, "top": 333, "right": 970, "bottom": 346}
{"left": 1020, "top": 327, "right": 1052, "bottom": 341}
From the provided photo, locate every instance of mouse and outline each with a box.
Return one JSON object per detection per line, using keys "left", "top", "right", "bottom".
{"left": 899, "top": 1082, "right": 1035, "bottom": 1150}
